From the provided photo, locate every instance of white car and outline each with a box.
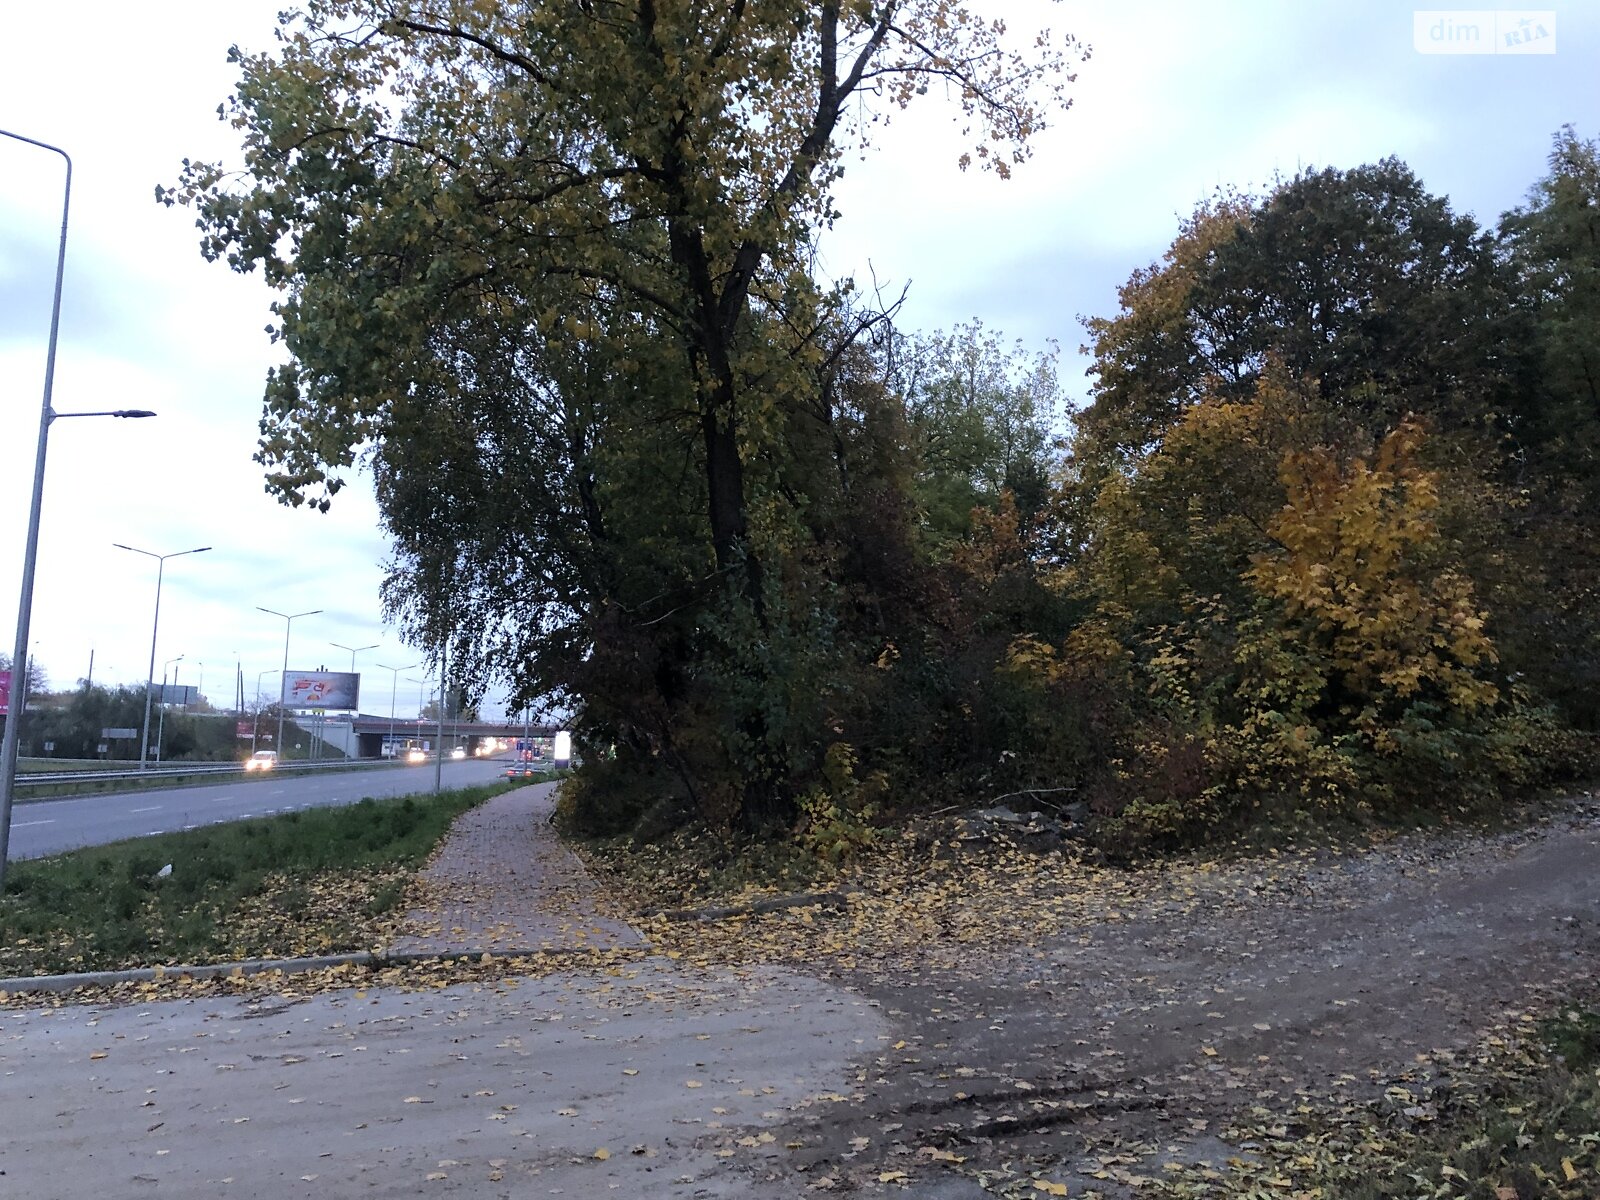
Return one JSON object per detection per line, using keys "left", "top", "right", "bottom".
{"left": 406, "top": 747, "right": 428, "bottom": 764}
{"left": 450, "top": 746, "right": 467, "bottom": 760}
{"left": 244, "top": 750, "right": 278, "bottom": 771}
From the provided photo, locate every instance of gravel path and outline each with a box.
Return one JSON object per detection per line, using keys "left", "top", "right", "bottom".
{"left": 387, "top": 781, "right": 645, "bottom": 956}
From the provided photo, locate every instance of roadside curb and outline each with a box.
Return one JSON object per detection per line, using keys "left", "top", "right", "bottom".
{"left": 0, "top": 943, "right": 609, "bottom": 997}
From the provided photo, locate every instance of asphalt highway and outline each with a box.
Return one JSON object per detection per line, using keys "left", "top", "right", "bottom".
{"left": 7, "top": 756, "right": 516, "bottom": 860}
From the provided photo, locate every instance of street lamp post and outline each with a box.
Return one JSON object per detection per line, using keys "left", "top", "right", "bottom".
{"left": 435, "top": 645, "right": 446, "bottom": 795}
{"left": 258, "top": 607, "right": 321, "bottom": 761}
{"left": 0, "top": 127, "right": 158, "bottom": 890}
{"left": 252, "top": 668, "right": 279, "bottom": 753}
{"left": 406, "top": 675, "right": 433, "bottom": 757}
{"left": 330, "top": 642, "right": 379, "bottom": 674}
{"left": 331, "top": 642, "right": 378, "bottom": 760}
{"left": 154, "top": 654, "right": 183, "bottom": 764}
{"left": 377, "top": 661, "right": 419, "bottom": 759}
{"left": 407, "top": 663, "right": 446, "bottom": 795}
{"left": 115, "top": 543, "right": 210, "bottom": 770}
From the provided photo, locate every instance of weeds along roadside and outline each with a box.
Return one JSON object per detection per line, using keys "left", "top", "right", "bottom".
{"left": 0, "top": 779, "right": 535, "bottom": 977}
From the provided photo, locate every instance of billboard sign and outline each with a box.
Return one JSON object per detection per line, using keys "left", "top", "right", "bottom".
{"left": 284, "top": 670, "right": 360, "bottom": 710}
{"left": 153, "top": 684, "right": 199, "bottom": 705}
{"left": 0, "top": 668, "right": 9, "bottom": 716}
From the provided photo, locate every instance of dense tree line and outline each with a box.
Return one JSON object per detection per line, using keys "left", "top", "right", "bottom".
{"left": 10, "top": 684, "right": 251, "bottom": 763}
{"left": 1042, "top": 131, "right": 1599, "bottom": 845}
{"left": 170, "top": 1, "right": 1595, "bottom": 850}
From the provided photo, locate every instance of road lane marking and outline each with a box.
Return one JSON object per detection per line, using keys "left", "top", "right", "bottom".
{"left": 131, "top": 806, "right": 162, "bottom": 813}
{"left": 15, "top": 819, "right": 55, "bottom": 827}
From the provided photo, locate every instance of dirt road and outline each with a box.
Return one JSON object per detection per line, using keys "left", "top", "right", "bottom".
{"left": 779, "top": 800, "right": 1600, "bottom": 1194}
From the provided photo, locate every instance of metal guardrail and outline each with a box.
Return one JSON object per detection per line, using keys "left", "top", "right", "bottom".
{"left": 16, "top": 758, "right": 404, "bottom": 789}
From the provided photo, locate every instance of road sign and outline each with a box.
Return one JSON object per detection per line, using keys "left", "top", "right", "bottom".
{"left": 101, "top": 727, "right": 138, "bottom": 739}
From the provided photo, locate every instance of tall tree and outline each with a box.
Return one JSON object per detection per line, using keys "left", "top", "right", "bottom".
{"left": 894, "top": 322, "right": 1061, "bottom": 543}
{"left": 1496, "top": 126, "right": 1600, "bottom": 725}
{"left": 1076, "top": 163, "right": 1516, "bottom": 479}
{"left": 164, "top": 0, "right": 1079, "bottom": 825}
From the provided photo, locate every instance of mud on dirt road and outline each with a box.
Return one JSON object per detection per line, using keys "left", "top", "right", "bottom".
{"left": 761, "top": 799, "right": 1600, "bottom": 1196}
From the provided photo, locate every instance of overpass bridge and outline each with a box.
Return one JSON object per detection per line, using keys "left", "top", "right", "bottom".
{"left": 298, "top": 714, "right": 565, "bottom": 760}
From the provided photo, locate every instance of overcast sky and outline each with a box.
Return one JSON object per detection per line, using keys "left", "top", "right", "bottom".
{"left": 1, "top": 1, "right": 1594, "bottom": 720}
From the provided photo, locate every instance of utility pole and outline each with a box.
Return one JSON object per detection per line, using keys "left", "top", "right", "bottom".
{"left": 433, "top": 641, "right": 446, "bottom": 796}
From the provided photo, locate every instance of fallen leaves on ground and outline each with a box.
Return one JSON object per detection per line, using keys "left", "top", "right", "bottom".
{"left": 1144, "top": 995, "right": 1600, "bottom": 1200}
{"left": 588, "top": 828, "right": 1340, "bottom": 977}
{"left": 0, "top": 946, "right": 654, "bottom": 1009}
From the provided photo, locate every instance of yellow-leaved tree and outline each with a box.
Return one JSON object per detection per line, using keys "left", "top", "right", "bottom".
{"left": 1246, "top": 420, "right": 1497, "bottom": 724}
{"left": 1026, "top": 383, "right": 1544, "bottom": 847}
{"left": 1205, "top": 420, "right": 1506, "bottom": 820}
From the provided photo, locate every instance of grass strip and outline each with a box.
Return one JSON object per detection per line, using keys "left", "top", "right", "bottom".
{"left": 1149, "top": 999, "right": 1600, "bottom": 1200}
{"left": 0, "top": 779, "right": 528, "bottom": 977}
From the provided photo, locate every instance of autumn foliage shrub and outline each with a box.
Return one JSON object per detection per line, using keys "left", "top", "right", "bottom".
{"left": 1024, "top": 392, "right": 1579, "bottom": 851}
{"left": 795, "top": 743, "right": 887, "bottom": 862}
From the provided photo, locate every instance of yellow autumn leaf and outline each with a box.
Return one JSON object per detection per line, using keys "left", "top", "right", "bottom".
{"left": 1034, "top": 1182, "right": 1069, "bottom": 1197}
{"left": 1562, "top": 1159, "right": 1578, "bottom": 1182}
{"left": 593, "top": 1147, "right": 611, "bottom": 1161}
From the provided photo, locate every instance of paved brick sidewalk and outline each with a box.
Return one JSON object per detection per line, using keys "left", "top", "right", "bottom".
{"left": 387, "top": 781, "right": 646, "bottom": 955}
